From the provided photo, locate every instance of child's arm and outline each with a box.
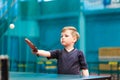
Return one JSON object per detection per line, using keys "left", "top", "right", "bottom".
{"left": 81, "top": 69, "right": 89, "bottom": 76}
{"left": 33, "top": 50, "right": 51, "bottom": 57}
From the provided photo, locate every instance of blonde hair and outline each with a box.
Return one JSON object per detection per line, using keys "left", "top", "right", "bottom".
{"left": 61, "top": 26, "right": 80, "bottom": 41}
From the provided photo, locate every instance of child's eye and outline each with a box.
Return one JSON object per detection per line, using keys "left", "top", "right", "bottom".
{"left": 61, "top": 34, "right": 69, "bottom": 38}
{"left": 65, "top": 35, "right": 69, "bottom": 37}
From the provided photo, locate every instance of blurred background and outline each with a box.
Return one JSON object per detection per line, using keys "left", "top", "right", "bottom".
{"left": 0, "top": 0, "right": 120, "bottom": 79}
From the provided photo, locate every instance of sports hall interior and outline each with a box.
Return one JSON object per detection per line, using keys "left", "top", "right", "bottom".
{"left": 0, "top": 0, "right": 120, "bottom": 80}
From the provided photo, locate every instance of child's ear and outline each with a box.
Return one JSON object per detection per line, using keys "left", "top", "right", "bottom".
{"left": 73, "top": 37, "right": 77, "bottom": 43}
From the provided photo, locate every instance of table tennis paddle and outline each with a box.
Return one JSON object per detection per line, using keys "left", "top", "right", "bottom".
{"left": 25, "top": 38, "right": 38, "bottom": 52}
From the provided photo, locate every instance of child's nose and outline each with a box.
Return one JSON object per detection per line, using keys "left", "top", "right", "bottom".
{"left": 62, "top": 36, "right": 65, "bottom": 39}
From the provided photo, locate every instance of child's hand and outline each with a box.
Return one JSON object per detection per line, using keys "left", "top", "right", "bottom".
{"left": 32, "top": 49, "right": 39, "bottom": 56}
{"left": 32, "top": 49, "right": 37, "bottom": 53}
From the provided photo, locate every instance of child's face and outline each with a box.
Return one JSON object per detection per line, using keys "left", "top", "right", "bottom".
{"left": 60, "top": 30, "right": 76, "bottom": 47}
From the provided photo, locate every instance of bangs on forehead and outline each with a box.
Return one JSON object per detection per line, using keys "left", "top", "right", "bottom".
{"left": 61, "top": 26, "right": 77, "bottom": 32}
{"left": 61, "top": 26, "right": 80, "bottom": 41}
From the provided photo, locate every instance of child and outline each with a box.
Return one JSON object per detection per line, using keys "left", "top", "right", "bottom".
{"left": 33, "top": 26, "right": 89, "bottom": 76}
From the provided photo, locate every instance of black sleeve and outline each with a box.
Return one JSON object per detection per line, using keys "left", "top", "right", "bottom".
{"left": 78, "top": 51, "right": 88, "bottom": 69}
{"left": 47, "top": 49, "right": 61, "bottom": 59}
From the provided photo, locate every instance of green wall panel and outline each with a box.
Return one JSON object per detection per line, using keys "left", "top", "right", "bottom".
{"left": 39, "top": 0, "right": 80, "bottom": 15}
{"left": 85, "top": 10, "right": 120, "bottom": 62}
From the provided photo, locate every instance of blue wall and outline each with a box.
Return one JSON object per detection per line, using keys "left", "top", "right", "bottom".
{"left": 85, "top": 9, "right": 120, "bottom": 62}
